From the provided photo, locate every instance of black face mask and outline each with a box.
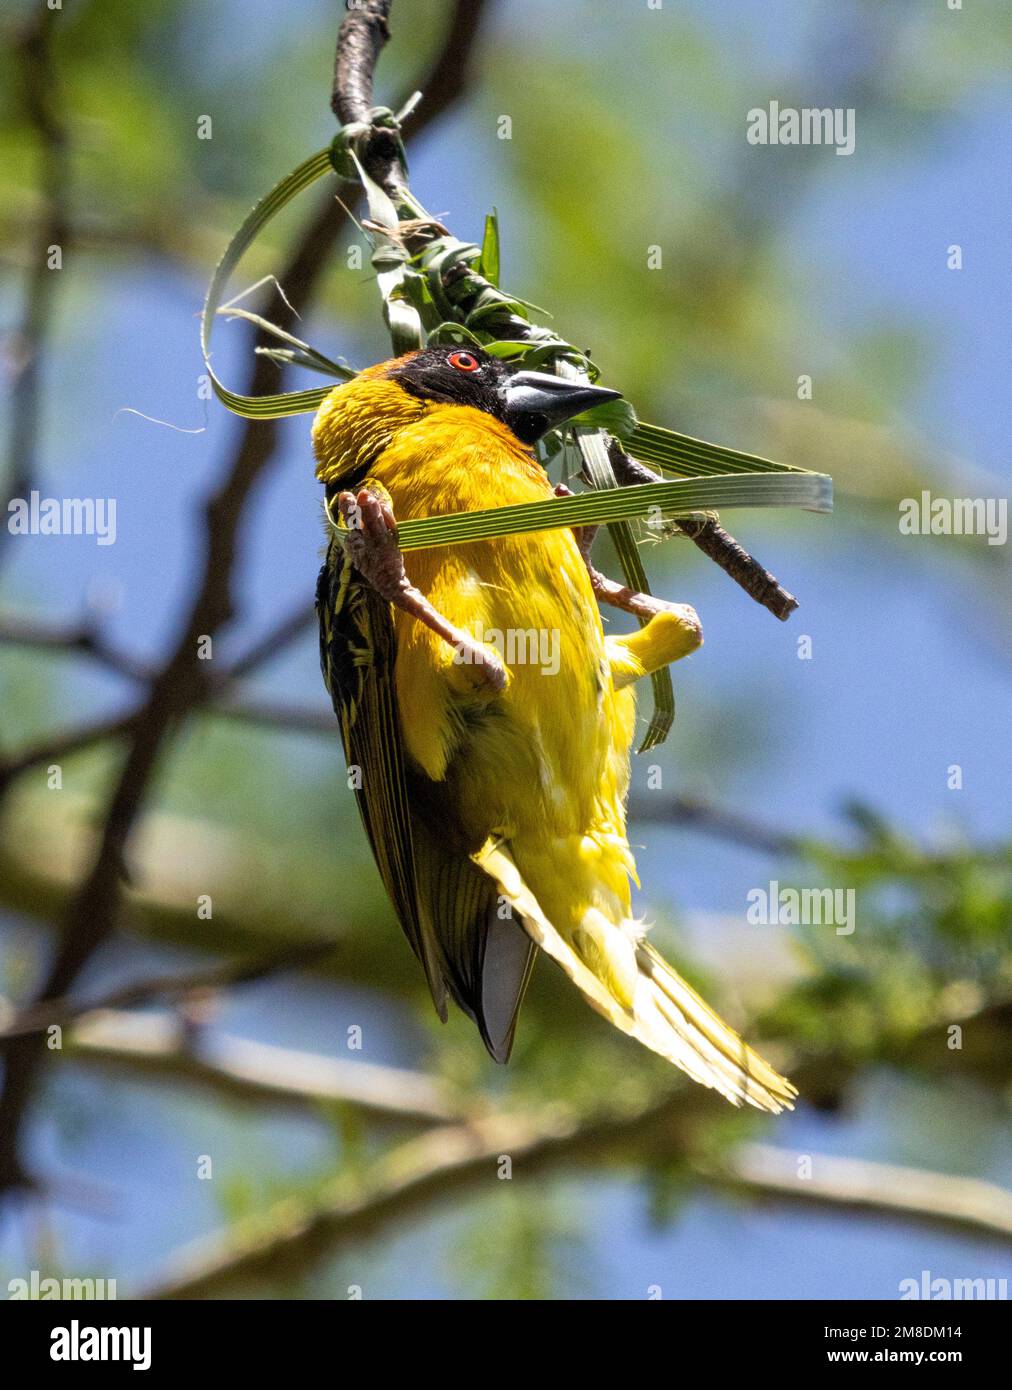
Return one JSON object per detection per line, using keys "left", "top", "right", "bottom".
{"left": 389, "top": 346, "right": 620, "bottom": 445}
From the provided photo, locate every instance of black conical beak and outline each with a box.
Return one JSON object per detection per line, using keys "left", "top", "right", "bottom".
{"left": 499, "top": 371, "right": 621, "bottom": 445}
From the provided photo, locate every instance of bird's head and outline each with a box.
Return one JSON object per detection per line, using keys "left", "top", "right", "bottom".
{"left": 313, "top": 344, "right": 620, "bottom": 487}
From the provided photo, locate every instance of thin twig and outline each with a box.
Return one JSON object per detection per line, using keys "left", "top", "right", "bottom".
{"left": 0, "top": 613, "right": 153, "bottom": 681}
{"left": 0, "top": 712, "right": 137, "bottom": 794}
{"left": 0, "top": 944, "right": 334, "bottom": 1041}
{"left": 0, "top": 696, "right": 335, "bottom": 792}
{"left": 2, "top": 1, "right": 71, "bottom": 573}
{"left": 210, "top": 698, "right": 335, "bottom": 737}
{"left": 632, "top": 793, "right": 805, "bottom": 858}
{"left": 225, "top": 601, "right": 315, "bottom": 680}
{"left": 606, "top": 440, "right": 799, "bottom": 621}
{"left": 0, "top": 605, "right": 325, "bottom": 785}
{"left": 67, "top": 1010, "right": 463, "bottom": 1126}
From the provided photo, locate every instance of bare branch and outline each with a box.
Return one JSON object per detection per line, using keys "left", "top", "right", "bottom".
{"left": 1, "top": 1, "right": 71, "bottom": 573}
{"left": 0, "top": 598, "right": 314, "bottom": 685}
{"left": 0, "top": 944, "right": 334, "bottom": 1041}
{"left": 606, "top": 440, "right": 799, "bottom": 621}
{"left": 0, "top": 712, "right": 136, "bottom": 794}
{"left": 67, "top": 1010, "right": 463, "bottom": 1127}
{"left": 331, "top": 0, "right": 396, "bottom": 147}
{"left": 0, "top": 605, "right": 321, "bottom": 785}
{"left": 210, "top": 697, "right": 335, "bottom": 737}
{"left": 225, "top": 601, "right": 315, "bottom": 681}
{"left": 0, "top": 604, "right": 324, "bottom": 785}
{"left": 0, "top": 613, "right": 153, "bottom": 682}
{"left": 718, "top": 1143, "right": 1012, "bottom": 1243}
{"left": 142, "top": 1098, "right": 1012, "bottom": 1298}
{"left": 631, "top": 793, "right": 805, "bottom": 858}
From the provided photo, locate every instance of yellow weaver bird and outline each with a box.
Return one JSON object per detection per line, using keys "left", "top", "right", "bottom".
{"left": 313, "top": 344, "right": 795, "bottom": 1112}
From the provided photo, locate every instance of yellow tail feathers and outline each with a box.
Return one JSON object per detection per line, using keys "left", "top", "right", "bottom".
{"left": 474, "top": 840, "right": 796, "bottom": 1114}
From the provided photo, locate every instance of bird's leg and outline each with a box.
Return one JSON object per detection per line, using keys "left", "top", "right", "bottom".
{"left": 556, "top": 483, "right": 702, "bottom": 685}
{"left": 336, "top": 488, "right": 508, "bottom": 692}
{"left": 557, "top": 482, "right": 701, "bottom": 624}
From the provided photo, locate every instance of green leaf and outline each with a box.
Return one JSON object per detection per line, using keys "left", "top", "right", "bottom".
{"left": 350, "top": 150, "right": 424, "bottom": 355}
{"left": 480, "top": 208, "right": 500, "bottom": 287}
{"left": 479, "top": 339, "right": 537, "bottom": 359}
{"left": 571, "top": 397, "right": 639, "bottom": 440}
{"left": 555, "top": 357, "right": 671, "bottom": 750}
{"left": 425, "top": 321, "right": 485, "bottom": 348}
{"left": 369, "top": 473, "right": 831, "bottom": 553}
{"left": 255, "top": 346, "right": 357, "bottom": 378}
{"left": 201, "top": 147, "right": 339, "bottom": 419}
{"left": 221, "top": 304, "right": 357, "bottom": 379}
{"left": 629, "top": 421, "right": 810, "bottom": 478}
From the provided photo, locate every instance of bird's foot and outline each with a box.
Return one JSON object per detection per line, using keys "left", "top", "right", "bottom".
{"left": 555, "top": 483, "right": 700, "bottom": 633}
{"left": 337, "top": 488, "right": 508, "bottom": 693}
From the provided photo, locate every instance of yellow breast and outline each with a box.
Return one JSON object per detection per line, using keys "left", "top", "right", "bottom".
{"left": 366, "top": 406, "right": 624, "bottom": 843}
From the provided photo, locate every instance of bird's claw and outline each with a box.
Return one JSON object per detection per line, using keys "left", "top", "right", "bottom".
{"left": 338, "top": 488, "right": 508, "bottom": 694}
{"left": 338, "top": 489, "right": 408, "bottom": 602}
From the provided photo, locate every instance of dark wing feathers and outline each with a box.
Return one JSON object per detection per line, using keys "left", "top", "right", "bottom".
{"left": 317, "top": 544, "right": 447, "bottom": 1016}
{"left": 410, "top": 812, "right": 536, "bottom": 1063}
{"left": 317, "top": 537, "right": 536, "bottom": 1060}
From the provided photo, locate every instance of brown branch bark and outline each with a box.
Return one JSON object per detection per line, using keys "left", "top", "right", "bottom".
{"left": 0, "top": 712, "right": 137, "bottom": 795}
{"left": 0, "top": 605, "right": 321, "bottom": 789}
{"left": 606, "top": 440, "right": 799, "bottom": 621}
{"left": 0, "top": 613, "right": 153, "bottom": 681}
{"left": 631, "top": 793, "right": 805, "bottom": 858}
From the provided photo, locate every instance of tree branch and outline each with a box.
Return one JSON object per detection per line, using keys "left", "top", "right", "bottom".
{"left": 0, "top": 605, "right": 326, "bottom": 788}
{"left": 141, "top": 1098, "right": 1012, "bottom": 1299}
{"left": 0, "top": 944, "right": 334, "bottom": 1041}
{"left": 1, "top": 1, "right": 71, "bottom": 573}
{"left": 225, "top": 600, "right": 315, "bottom": 680}
{"left": 606, "top": 440, "right": 799, "bottom": 621}
{"left": 0, "top": 613, "right": 153, "bottom": 681}
{"left": 209, "top": 697, "right": 335, "bottom": 737}
{"left": 66, "top": 1009, "right": 464, "bottom": 1127}
{"left": 331, "top": 0, "right": 402, "bottom": 193}
{"left": 0, "top": 712, "right": 137, "bottom": 794}
{"left": 631, "top": 793, "right": 805, "bottom": 857}
{"left": 718, "top": 1143, "right": 1012, "bottom": 1244}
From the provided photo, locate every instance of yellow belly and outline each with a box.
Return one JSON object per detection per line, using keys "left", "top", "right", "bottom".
{"left": 367, "top": 406, "right": 636, "bottom": 916}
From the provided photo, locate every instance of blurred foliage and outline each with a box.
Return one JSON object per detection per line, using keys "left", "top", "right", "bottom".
{"left": 769, "top": 805, "right": 1012, "bottom": 1069}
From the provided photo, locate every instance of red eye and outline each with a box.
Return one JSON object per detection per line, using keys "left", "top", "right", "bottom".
{"left": 448, "top": 351, "right": 480, "bottom": 373}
